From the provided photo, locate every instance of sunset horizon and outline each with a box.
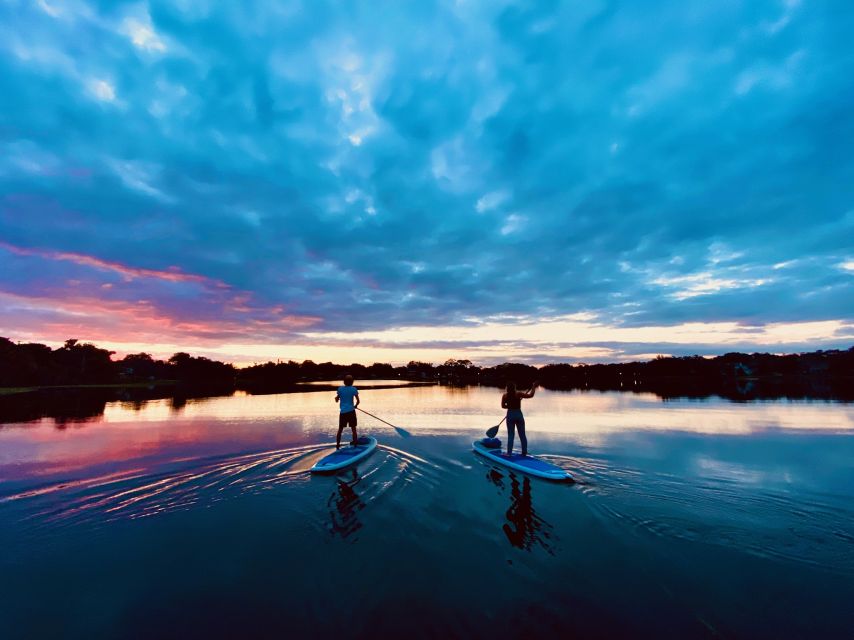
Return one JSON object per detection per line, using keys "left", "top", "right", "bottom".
{"left": 2, "top": 323, "right": 852, "bottom": 369}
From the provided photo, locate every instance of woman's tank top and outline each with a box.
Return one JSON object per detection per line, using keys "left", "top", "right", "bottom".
{"left": 505, "top": 392, "right": 522, "bottom": 411}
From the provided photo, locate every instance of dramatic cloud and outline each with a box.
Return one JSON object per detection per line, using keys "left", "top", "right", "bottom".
{"left": 0, "top": 0, "right": 852, "bottom": 363}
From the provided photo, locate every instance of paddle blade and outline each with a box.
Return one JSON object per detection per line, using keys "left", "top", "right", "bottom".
{"left": 485, "top": 424, "right": 500, "bottom": 438}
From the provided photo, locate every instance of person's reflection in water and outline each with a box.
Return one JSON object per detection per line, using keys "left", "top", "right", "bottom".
{"left": 488, "top": 470, "right": 556, "bottom": 554}
{"left": 487, "top": 468, "right": 504, "bottom": 490}
{"left": 327, "top": 469, "right": 365, "bottom": 540}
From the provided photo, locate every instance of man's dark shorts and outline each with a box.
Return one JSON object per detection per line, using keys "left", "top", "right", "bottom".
{"left": 339, "top": 410, "right": 357, "bottom": 429}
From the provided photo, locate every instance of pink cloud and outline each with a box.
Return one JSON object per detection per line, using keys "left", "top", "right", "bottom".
{"left": 0, "top": 241, "right": 221, "bottom": 285}
{"left": 1, "top": 239, "right": 322, "bottom": 346}
{"left": 1, "top": 290, "right": 318, "bottom": 341}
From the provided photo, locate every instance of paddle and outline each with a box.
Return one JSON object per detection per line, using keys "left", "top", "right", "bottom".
{"left": 486, "top": 383, "right": 537, "bottom": 438}
{"left": 485, "top": 416, "right": 506, "bottom": 439}
{"left": 357, "top": 407, "right": 412, "bottom": 438}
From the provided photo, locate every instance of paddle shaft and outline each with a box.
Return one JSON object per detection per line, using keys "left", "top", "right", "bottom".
{"left": 357, "top": 407, "right": 400, "bottom": 430}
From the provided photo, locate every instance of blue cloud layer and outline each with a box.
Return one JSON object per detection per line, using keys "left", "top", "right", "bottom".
{"left": 1, "top": 0, "right": 852, "bottom": 340}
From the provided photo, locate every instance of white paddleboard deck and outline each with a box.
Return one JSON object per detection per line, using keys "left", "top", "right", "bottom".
{"left": 311, "top": 436, "right": 378, "bottom": 473}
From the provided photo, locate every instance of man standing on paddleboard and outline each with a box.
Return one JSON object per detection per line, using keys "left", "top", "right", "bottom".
{"left": 335, "top": 374, "right": 360, "bottom": 449}
{"left": 501, "top": 381, "right": 538, "bottom": 456}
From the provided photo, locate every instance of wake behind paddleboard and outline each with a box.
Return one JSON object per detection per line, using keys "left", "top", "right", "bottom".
{"left": 472, "top": 439, "right": 572, "bottom": 481}
{"left": 311, "top": 436, "right": 378, "bottom": 473}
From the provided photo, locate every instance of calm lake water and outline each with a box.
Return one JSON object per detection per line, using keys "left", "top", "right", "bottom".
{"left": 1, "top": 383, "right": 853, "bottom": 639}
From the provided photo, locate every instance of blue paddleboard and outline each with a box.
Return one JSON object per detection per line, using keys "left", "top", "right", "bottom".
{"left": 472, "top": 439, "right": 572, "bottom": 481}
{"left": 311, "top": 436, "right": 378, "bottom": 473}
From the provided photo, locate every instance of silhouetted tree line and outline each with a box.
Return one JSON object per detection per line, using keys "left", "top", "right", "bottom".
{"left": 0, "top": 337, "right": 235, "bottom": 387}
{"left": 0, "top": 338, "right": 116, "bottom": 386}
{"left": 237, "top": 359, "right": 398, "bottom": 392}
{"left": 378, "top": 352, "right": 854, "bottom": 391}
{"left": 1, "top": 337, "right": 852, "bottom": 403}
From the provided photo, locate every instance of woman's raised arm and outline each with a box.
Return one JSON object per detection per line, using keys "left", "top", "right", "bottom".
{"left": 520, "top": 382, "right": 539, "bottom": 398}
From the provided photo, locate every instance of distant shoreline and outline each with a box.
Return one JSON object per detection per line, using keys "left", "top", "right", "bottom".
{"left": 0, "top": 379, "right": 437, "bottom": 397}
{"left": 0, "top": 381, "right": 179, "bottom": 396}
{"left": 2, "top": 337, "right": 852, "bottom": 407}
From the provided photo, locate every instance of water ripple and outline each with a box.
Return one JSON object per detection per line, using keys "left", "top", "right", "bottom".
{"left": 2, "top": 444, "right": 330, "bottom": 534}
{"left": 571, "top": 456, "right": 854, "bottom": 575}
{"left": 316, "top": 444, "right": 443, "bottom": 542}
{"left": 0, "top": 442, "right": 448, "bottom": 549}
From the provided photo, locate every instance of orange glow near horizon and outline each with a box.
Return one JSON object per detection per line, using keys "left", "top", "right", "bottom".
{"left": 2, "top": 311, "right": 851, "bottom": 366}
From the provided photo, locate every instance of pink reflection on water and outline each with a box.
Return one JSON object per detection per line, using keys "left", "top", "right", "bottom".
{"left": 1, "top": 387, "right": 852, "bottom": 488}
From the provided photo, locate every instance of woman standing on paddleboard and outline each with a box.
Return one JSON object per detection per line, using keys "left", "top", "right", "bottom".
{"left": 501, "top": 381, "right": 538, "bottom": 457}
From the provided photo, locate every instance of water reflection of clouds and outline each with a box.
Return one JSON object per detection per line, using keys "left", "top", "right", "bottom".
{"left": 93, "top": 388, "right": 854, "bottom": 436}
{"left": 693, "top": 456, "right": 773, "bottom": 485}
{"left": 0, "top": 416, "right": 314, "bottom": 480}
{"left": 3, "top": 386, "right": 852, "bottom": 488}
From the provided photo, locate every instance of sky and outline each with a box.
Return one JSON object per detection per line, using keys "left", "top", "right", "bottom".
{"left": 0, "top": 0, "right": 852, "bottom": 366}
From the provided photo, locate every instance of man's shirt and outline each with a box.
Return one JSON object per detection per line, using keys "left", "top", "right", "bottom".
{"left": 337, "top": 386, "right": 359, "bottom": 413}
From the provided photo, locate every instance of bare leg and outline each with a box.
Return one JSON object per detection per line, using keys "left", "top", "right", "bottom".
{"left": 350, "top": 425, "right": 358, "bottom": 445}
{"left": 336, "top": 426, "right": 344, "bottom": 449}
